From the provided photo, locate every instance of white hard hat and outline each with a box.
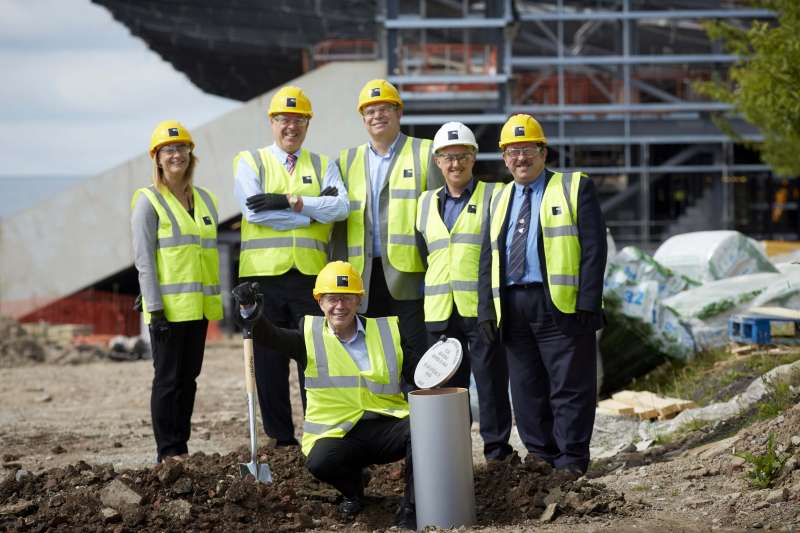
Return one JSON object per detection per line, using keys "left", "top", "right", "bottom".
{"left": 433, "top": 121, "right": 478, "bottom": 153}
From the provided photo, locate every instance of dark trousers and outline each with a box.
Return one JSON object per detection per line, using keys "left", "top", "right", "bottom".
{"left": 427, "top": 312, "right": 513, "bottom": 460}
{"left": 150, "top": 318, "right": 208, "bottom": 460}
{"left": 245, "top": 270, "right": 322, "bottom": 444}
{"left": 366, "top": 259, "right": 428, "bottom": 379}
{"left": 503, "top": 285, "right": 597, "bottom": 472}
{"left": 306, "top": 415, "right": 413, "bottom": 504}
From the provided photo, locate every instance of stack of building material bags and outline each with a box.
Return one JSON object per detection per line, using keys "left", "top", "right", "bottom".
{"left": 601, "top": 230, "right": 798, "bottom": 388}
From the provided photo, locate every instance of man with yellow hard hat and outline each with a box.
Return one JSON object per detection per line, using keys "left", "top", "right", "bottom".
{"left": 330, "top": 79, "right": 443, "bottom": 379}
{"left": 232, "top": 261, "right": 417, "bottom": 528}
{"left": 233, "top": 85, "right": 349, "bottom": 447}
{"left": 477, "top": 114, "right": 607, "bottom": 476}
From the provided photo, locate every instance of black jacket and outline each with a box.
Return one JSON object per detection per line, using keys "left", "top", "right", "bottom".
{"left": 477, "top": 169, "right": 607, "bottom": 337}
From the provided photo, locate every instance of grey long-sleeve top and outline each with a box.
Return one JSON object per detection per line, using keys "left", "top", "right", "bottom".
{"left": 131, "top": 195, "right": 163, "bottom": 312}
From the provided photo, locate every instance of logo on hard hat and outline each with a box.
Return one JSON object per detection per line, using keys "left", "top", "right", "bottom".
{"left": 336, "top": 275, "right": 349, "bottom": 287}
{"left": 168, "top": 128, "right": 180, "bottom": 137}
{"left": 514, "top": 126, "right": 525, "bottom": 137}
{"left": 447, "top": 130, "right": 459, "bottom": 140}
{"left": 370, "top": 87, "right": 381, "bottom": 97}
{"left": 286, "top": 97, "right": 297, "bottom": 107}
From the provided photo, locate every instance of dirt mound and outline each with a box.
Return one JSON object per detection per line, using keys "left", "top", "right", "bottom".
{"left": 0, "top": 446, "right": 630, "bottom": 531}
{"left": 0, "top": 316, "right": 111, "bottom": 368}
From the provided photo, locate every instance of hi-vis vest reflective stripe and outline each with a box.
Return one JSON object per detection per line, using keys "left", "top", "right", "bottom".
{"left": 338, "top": 135, "right": 432, "bottom": 274}
{"left": 236, "top": 147, "right": 331, "bottom": 276}
{"left": 301, "top": 315, "right": 408, "bottom": 456}
{"left": 416, "top": 181, "right": 497, "bottom": 322}
{"left": 131, "top": 185, "right": 223, "bottom": 323}
{"left": 489, "top": 172, "right": 582, "bottom": 322}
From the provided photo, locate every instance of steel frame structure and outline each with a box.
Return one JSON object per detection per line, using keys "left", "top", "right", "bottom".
{"left": 382, "top": 0, "right": 781, "bottom": 247}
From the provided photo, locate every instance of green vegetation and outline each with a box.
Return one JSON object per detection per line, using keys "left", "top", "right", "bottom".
{"left": 756, "top": 374, "right": 798, "bottom": 420}
{"left": 630, "top": 347, "right": 800, "bottom": 406}
{"left": 654, "top": 418, "right": 710, "bottom": 445}
{"left": 736, "top": 433, "right": 788, "bottom": 489}
{"left": 697, "top": 0, "right": 800, "bottom": 176}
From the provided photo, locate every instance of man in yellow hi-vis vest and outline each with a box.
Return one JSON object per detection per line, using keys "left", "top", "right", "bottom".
{"left": 415, "top": 121, "right": 513, "bottom": 462}
{"left": 477, "top": 114, "right": 607, "bottom": 476}
{"left": 330, "top": 79, "right": 443, "bottom": 378}
{"left": 232, "top": 262, "right": 417, "bottom": 529}
{"left": 233, "top": 86, "right": 349, "bottom": 447}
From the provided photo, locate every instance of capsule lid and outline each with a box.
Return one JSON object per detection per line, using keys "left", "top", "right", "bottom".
{"left": 414, "top": 337, "right": 463, "bottom": 389}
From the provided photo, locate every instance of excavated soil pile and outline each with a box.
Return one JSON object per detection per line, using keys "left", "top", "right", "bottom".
{"left": 1, "top": 447, "right": 628, "bottom": 531}
{"left": 0, "top": 316, "right": 108, "bottom": 368}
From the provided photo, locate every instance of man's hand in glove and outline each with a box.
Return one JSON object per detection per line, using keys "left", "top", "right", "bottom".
{"left": 479, "top": 319, "right": 497, "bottom": 344}
{"left": 246, "top": 193, "right": 290, "bottom": 212}
{"left": 232, "top": 281, "right": 261, "bottom": 306}
{"left": 575, "top": 310, "right": 595, "bottom": 326}
{"left": 149, "top": 310, "right": 170, "bottom": 341}
{"left": 320, "top": 186, "right": 338, "bottom": 197}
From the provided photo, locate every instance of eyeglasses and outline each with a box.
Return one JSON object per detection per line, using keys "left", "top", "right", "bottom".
{"left": 272, "top": 115, "right": 309, "bottom": 127}
{"left": 436, "top": 152, "right": 474, "bottom": 164}
{"left": 160, "top": 144, "right": 191, "bottom": 155}
{"left": 362, "top": 104, "right": 397, "bottom": 119}
{"left": 503, "top": 146, "right": 543, "bottom": 159}
{"left": 321, "top": 294, "right": 359, "bottom": 305}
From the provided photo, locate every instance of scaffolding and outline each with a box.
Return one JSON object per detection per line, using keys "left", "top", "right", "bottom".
{"left": 381, "top": 0, "right": 788, "bottom": 249}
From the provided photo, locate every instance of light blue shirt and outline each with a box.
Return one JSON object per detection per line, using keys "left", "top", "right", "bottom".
{"left": 504, "top": 170, "right": 546, "bottom": 285}
{"left": 367, "top": 134, "right": 403, "bottom": 257}
{"left": 234, "top": 143, "right": 349, "bottom": 231}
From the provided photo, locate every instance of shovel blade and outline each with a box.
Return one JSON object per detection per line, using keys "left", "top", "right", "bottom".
{"left": 239, "top": 461, "right": 273, "bottom": 484}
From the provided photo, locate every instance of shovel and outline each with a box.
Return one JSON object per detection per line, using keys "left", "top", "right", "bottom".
{"left": 239, "top": 319, "right": 272, "bottom": 484}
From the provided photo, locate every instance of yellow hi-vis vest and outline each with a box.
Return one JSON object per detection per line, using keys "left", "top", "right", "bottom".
{"left": 236, "top": 147, "right": 331, "bottom": 276}
{"left": 131, "top": 185, "right": 223, "bottom": 324}
{"left": 416, "top": 181, "right": 498, "bottom": 323}
{"left": 338, "top": 135, "right": 432, "bottom": 275}
{"left": 489, "top": 172, "right": 582, "bottom": 324}
{"left": 301, "top": 315, "right": 408, "bottom": 456}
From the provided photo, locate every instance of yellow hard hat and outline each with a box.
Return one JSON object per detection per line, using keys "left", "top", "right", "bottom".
{"left": 313, "top": 261, "right": 365, "bottom": 300}
{"left": 357, "top": 79, "right": 403, "bottom": 113}
{"left": 268, "top": 86, "right": 313, "bottom": 117}
{"left": 499, "top": 114, "right": 547, "bottom": 149}
{"left": 149, "top": 120, "right": 194, "bottom": 158}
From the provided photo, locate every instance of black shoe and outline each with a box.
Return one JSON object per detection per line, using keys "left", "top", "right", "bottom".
{"left": 554, "top": 465, "right": 584, "bottom": 482}
{"left": 338, "top": 496, "right": 363, "bottom": 517}
{"left": 275, "top": 438, "right": 299, "bottom": 447}
{"left": 394, "top": 503, "right": 416, "bottom": 530}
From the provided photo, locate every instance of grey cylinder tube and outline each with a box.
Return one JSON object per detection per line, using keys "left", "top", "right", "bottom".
{"left": 409, "top": 387, "right": 476, "bottom": 530}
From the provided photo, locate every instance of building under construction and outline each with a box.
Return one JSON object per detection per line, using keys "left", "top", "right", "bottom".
{"left": 2, "top": 0, "right": 794, "bottom": 333}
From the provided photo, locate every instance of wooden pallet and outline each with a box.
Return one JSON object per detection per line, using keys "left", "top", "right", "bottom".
{"left": 597, "top": 390, "right": 696, "bottom": 421}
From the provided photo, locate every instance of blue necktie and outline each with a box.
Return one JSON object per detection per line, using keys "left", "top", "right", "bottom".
{"left": 507, "top": 186, "right": 531, "bottom": 283}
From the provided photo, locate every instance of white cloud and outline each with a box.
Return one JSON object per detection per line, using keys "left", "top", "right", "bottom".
{"left": 0, "top": 0, "right": 240, "bottom": 176}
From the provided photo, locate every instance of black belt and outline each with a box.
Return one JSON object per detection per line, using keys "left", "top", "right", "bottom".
{"left": 507, "top": 282, "right": 543, "bottom": 290}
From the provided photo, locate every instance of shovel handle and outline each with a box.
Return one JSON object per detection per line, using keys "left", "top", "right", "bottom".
{"left": 243, "top": 338, "right": 256, "bottom": 395}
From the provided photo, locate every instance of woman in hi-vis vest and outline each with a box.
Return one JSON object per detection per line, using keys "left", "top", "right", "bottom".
{"left": 131, "top": 120, "right": 223, "bottom": 462}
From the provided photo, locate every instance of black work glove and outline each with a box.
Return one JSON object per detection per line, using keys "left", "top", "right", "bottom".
{"left": 575, "top": 310, "right": 595, "bottom": 327}
{"left": 478, "top": 319, "right": 497, "bottom": 345}
{"left": 320, "top": 186, "right": 338, "bottom": 197}
{"left": 149, "top": 310, "right": 170, "bottom": 341}
{"left": 246, "top": 193, "right": 290, "bottom": 212}
{"left": 232, "top": 281, "right": 263, "bottom": 322}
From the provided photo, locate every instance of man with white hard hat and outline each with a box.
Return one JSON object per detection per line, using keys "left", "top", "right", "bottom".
{"left": 415, "top": 121, "right": 513, "bottom": 461}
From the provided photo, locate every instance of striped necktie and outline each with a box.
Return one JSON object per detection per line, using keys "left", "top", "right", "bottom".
{"left": 286, "top": 153, "right": 297, "bottom": 174}
{"left": 507, "top": 186, "right": 532, "bottom": 283}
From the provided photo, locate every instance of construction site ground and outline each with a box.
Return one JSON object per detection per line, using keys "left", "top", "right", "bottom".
{"left": 2, "top": 336, "right": 800, "bottom": 532}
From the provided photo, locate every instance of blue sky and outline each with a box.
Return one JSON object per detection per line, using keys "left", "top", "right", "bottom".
{"left": 0, "top": 0, "right": 239, "bottom": 178}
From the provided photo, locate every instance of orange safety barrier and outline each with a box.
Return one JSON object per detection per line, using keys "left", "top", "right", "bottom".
{"left": 19, "top": 289, "right": 140, "bottom": 336}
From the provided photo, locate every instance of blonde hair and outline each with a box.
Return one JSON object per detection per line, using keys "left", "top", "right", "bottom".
{"left": 151, "top": 149, "right": 198, "bottom": 195}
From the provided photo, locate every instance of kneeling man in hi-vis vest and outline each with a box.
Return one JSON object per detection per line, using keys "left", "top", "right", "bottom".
{"left": 232, "top": 261, "right": 417, "bottom": 529}
{"left": 477, "top": 114, "right": 607, "bottom": 476}
{"left": 415, "top": 121, "right": 513, "bottom": 462}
